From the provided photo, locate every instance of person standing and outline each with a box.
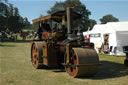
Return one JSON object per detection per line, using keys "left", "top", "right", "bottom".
{"left": 37, "top": 21, "right": 43, "bottom": 39}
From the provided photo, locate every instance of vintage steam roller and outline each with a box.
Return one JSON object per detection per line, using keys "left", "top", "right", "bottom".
{"left": 31, "top": 7, "right": 100, "bottom": 77}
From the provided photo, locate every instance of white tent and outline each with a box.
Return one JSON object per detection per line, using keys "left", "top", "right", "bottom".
{"left": 83, "top": 21, "right": 128, "bottom": 56}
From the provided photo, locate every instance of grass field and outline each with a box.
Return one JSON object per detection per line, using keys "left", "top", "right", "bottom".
{"left": 0, "top": 41, "right": 128, "bottom": 85}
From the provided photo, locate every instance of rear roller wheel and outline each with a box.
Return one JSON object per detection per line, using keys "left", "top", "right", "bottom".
{"left": 31, "top": 42, "right": 44, "bottom": 69}
{"left": 65, "top": 48, "right": 100, "bottom": 77}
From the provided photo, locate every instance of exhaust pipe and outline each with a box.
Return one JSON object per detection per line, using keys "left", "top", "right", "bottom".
{"left": 67, "top": 7, "right": 75, "bottom": 40}
{"left": 67, "top": 7, "right": 73, "bottom": 35}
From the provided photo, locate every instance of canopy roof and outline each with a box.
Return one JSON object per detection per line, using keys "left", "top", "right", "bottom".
{"left": 32, "top": 10, "right": 81, "bottom": 23}
{"left": 51, "top": 10, "right": 81, "bottom": 22}
{"left": 32, "top": 16, "right": 51, "bottom": 23}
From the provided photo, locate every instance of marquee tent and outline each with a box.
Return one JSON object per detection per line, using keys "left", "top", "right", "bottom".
{"left": 83, "top": 22, "right": 128, "bottom": 56}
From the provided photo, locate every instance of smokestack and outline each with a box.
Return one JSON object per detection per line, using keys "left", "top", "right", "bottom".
{"left": 67, "top": 7, "right": 73, "bottom": 34}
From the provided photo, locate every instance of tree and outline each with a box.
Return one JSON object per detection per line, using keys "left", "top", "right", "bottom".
{"left": 7, "top": 4, "right": 20, "bottom": 32}
{"left": 89, "top": 19, "right": 97, "bottom": 30}
{"left": 23, "top": 17, "right": 31, "bottom": 29}
{"left": 7, "top": 4, "right": 31, "bottom": 32}
{"left": 32, "top": 14, "right": 43, "bottom": 31}
{"left": 0, "top": 0, "right": 8, "bottom": 3}
{"left": 32, "top": 22, "right": 38, "bottom": 31}
{"left": 14, "top": 7, "right": 19, "bottom": 16}
{"left": 47, "top": 0, "right": 91, "bottom": 31}
{"left": 7, "top": 16, "right": 20, "bottom": 32}
{"left": 100, "top": 14, "right": 119, "bottom": 24}
{"left": 40, "top": 14, "right": 43, "bottom": 17}
{"left": 0, "top": 2, "right": 9, "bottom": 31}
{"left": 0, "top": 1, "right": 31, "bottom": 33}
{"left": 0, "top": 2, "right": 8, "bottom": 16}
{"left": 9, "top": 3, "right": 13, "bottom": 16}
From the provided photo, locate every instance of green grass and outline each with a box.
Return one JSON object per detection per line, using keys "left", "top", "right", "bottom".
{"left": 0, "top": 41, "right": 128, "bottom": 85}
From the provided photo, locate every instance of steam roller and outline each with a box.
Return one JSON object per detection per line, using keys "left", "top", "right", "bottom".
{"left": 31, "top": 6, "right": 100, "bottom": 78}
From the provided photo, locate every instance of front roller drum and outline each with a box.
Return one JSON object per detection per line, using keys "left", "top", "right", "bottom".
{"left": 31, "top": 42, "right": 44, "bottom": 69}
{"left": 65, "top": 48, "right": 100, "bottom": 77}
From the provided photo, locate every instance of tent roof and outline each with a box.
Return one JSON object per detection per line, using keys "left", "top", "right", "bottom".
{"left": 89, "top": 21, "right": 128, "bottom": 34}
{"left": 106, "top": 22, "right": 128, "bottom": 31}
{"left": 90, "top": 24, "right": 107, "bottom": 34}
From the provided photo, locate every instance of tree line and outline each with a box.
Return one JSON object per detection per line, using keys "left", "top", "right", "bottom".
{"left": 0, "top": 0, "right": 31, "bottom": 33}
{"left": 0, "top": 0, "right": 119, "bottom": 33}
{"left": 46, "top": 0, "right": 119, "bottom": 31}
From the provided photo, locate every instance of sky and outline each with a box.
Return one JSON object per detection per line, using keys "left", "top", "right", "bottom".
{"left": 8, "top": 0, "right": 128, "bottom": 24}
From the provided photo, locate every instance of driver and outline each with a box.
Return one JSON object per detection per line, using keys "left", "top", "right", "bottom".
{"left": 42, "top": 20, "right": 51, "bottom": 32}
{"left": 37, "top": 21, "right": 43, "bottom": 39}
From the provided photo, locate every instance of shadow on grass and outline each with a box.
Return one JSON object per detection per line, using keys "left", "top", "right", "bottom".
{"left": 79, "top": 61, "right": 128, "bottom": 79}
{"left": 0, "top": 44, "right": 16, "bottom": 47}
{"left": 1, "top": 40, "right": 33, "bottom": 43}
{"left": 37, "top": 65, "right": 65, "bottom": 73}
{"left": 36, "top": 61, "right": 128, "bottom": 79}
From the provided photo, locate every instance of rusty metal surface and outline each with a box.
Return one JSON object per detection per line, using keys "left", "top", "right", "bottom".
{"left": 65, "top": 48, "right": 100, "bottom": 77}
{"left": 42, "top": 41, "right": 48, "bottom": 65}
{"left": 67, "top": 7, "right": 73, "bottom": 34}
{"left": 73, "top": 48, "right": 99, "bottom": 64}
{"left": 32, "top": 15, "right": 51, "bottom": 23}
{"left": 31, "top": 42, "right": 44, "bottom": 69}
{"left": 66, "top": 44, "right": 70, "bottom": 64}
{"left": 42, "top": 32, "right": 49, "bottom": 40}
{"left": 47, "top": 42, "right": 57, "bottom": 66}
{"left": 74, "top": 48, "right": 99, "bottom": 77}
{"left": 36, "top": 42, "right": 43, "bottom": 63}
